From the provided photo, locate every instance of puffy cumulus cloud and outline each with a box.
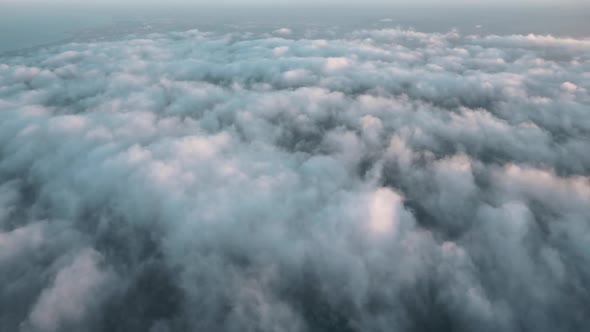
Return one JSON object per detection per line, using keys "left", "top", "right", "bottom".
{"left": 25, "top": 248, "right": 116, "bottom": 332}
{"left": 0, "top": 26, "right": 589, "bottom": 332}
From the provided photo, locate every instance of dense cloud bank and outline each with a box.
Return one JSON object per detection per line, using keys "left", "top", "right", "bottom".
{"left": 1, "top": 27, "right": 589, "bottom": 332}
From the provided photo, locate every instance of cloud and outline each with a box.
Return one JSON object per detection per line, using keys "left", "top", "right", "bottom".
{"left": 25, "top": 249, "right": 116, "bottom": 332}
{"left": 273, "top": 28, "right": 293, "bottom": 36}
{"left": 0, "top": 26, "right": 589, "bottom": 332}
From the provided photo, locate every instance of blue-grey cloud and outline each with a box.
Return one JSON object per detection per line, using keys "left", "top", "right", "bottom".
{"left": 0, "top": 26, "right": 589, "bottom": 332}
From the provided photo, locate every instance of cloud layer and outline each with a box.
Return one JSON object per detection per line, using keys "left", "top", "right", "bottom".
{"left": 1, "top": 27, "right": 589, "bottom": 332}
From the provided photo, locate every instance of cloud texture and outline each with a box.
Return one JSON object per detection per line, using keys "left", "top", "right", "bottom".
{"left": 1, "top": 27, "right": 589, "bottom": 332}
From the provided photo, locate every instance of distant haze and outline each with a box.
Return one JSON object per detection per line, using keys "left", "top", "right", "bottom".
{"left": 1, "top": 2, "right": 589, "bottom": 52}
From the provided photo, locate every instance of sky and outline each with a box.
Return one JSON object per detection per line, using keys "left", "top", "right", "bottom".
{"left": 1, "top": 0, "right": 589, "bottom": 10}
{"left": 0, "top": 0, "right": 585, "bottom": 3}
{"left": 1, "top": 0, "right": 589, "bottom": 52}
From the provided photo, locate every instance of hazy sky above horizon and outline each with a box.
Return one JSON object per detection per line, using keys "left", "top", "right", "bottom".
{"left": 1, "top": 0, "right": 589, "bottom": 53}
{"left": 0, "top": 0, "right": 589, "bottom": 6}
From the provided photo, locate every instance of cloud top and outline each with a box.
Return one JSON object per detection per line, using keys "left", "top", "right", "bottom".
{"left": 0, "top": 27, "right": 589, "bottom": 332}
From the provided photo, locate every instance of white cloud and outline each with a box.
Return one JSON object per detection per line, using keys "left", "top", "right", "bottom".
{"left": 27, "top": 249, "right": 115, "bottom": 332}
{"left": 0, "top": 26, "right": 589, "bottom": 332}
{"left": 273, "top": 28, "right": 292, "bottom": 36}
